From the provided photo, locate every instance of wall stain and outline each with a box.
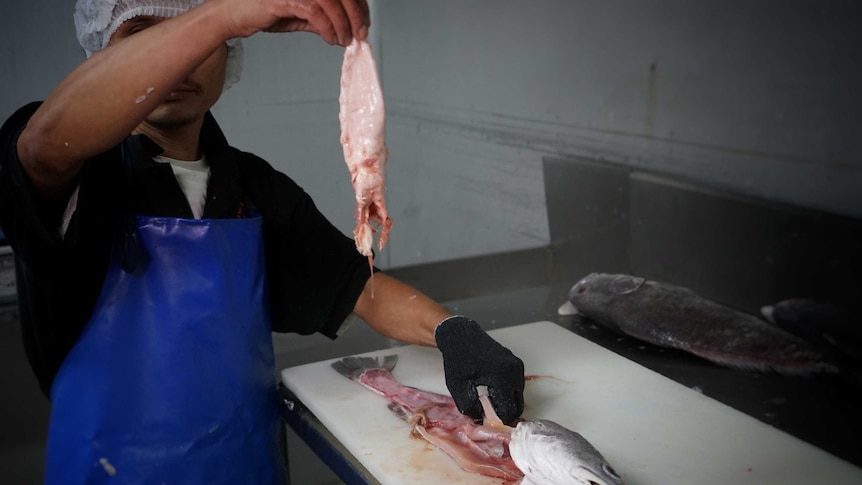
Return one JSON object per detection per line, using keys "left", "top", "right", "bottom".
{"left": 387, "top": 99, "right": 842, "bottom": 171}
{"left": 645, "top": 60, "right": 658, "bottom": 137}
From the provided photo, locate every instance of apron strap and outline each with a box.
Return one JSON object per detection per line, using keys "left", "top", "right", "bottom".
{"left": 117, "top": 139, "right": 149, "bottom": 274}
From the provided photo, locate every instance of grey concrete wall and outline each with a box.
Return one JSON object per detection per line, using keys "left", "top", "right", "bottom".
{"left": 0, "top": 5, "right": 82, "bottom": 480}
{"left": 3, "top": 1, "right": 860, "bottom": 269}
{"left": 378, "top": 0, "right": 862, "bottom": 265}
{"left": 0, "top": 4, "right": 84, "bottom": 119}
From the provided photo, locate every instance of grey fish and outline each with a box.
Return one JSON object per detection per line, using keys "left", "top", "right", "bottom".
{"left": 761, "top": 298, "right": 861, "bottom": 365}
{"left": 332, "top": 355, "right": 624, "bottom": 485}
{"left": 558, "top": 273, "right": 837, "bottom": 375}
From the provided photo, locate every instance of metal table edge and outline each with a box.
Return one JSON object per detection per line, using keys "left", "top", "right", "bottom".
{"left": 277, "top": 383, "right": 381, "bottom": 485}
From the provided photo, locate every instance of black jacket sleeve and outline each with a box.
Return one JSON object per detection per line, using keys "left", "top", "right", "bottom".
{"left": 235, "top": 151, "right": 372, "bottom": 338}
{"left": 0, "top": 102, "right": 123, "bottom": 396}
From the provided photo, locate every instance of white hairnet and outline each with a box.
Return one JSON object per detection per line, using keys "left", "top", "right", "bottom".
{"left": 74, "top": 0, "right": 244, "bottom": 90}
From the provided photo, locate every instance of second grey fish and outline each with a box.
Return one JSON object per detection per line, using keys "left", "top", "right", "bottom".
{"left": 761, "top": 298, "right": 861, "bottom": 365}
{"left": 559, "top": 273, "right": 836, "bottom": 375}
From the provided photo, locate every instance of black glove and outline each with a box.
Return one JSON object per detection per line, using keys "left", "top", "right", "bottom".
{"left": 435, "top": 316, "right": 525, "bottom": 424}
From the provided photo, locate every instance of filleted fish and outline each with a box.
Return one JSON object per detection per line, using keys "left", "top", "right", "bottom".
{"left": 332, "top": 355, "right": 623, "bottom": 485}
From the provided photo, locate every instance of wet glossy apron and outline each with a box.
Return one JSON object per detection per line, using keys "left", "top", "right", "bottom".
{"left": 45, "top": 215, "right": 279, "bottom": 484}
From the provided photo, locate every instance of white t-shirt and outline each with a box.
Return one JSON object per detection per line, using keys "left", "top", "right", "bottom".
{"left": 59, "top": 155, "right": 211, "bottom": 239}
{"left": 154, "top": 155, "right": 210, "bottom": 219}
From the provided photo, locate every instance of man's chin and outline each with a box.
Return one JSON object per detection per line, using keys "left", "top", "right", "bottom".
{"left": 145, "top": 110, "right": 198, "bottom": 129}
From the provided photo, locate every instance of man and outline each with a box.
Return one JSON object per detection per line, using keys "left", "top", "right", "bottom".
{"left": 0, "top": 0, "right": 525, "bottom": 483}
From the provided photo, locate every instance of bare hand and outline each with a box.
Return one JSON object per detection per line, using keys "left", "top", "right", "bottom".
{"left": 224, "top": 0, "right": 370, "bottom": 46}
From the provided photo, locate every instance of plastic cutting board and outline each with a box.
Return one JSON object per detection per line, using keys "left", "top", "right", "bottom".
{"left": 280, "top": 321, "right": 862, "bottom": 484}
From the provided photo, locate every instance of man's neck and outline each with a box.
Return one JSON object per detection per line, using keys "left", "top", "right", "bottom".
{"left": 134, "top": 118, "right": 204, "bottom": 161}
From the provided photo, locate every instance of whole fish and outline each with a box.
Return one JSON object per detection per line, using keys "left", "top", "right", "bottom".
{"left": 339, "top": 39, "right": 393, "bottom": 266}
{"left": 558, "top": 273, "right": 837, "bottom": 375}
{"left": 761, "top": 298, "right": 861, "bottom": 365}
{"left": 332, "top": 355, "right": 623, "bottom": 485}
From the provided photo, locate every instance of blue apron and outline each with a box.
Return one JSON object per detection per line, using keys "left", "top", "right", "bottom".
{"left": 45, "top": 215, "right": 279, "bottom": 484}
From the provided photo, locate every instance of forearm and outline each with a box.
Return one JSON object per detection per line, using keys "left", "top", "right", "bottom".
{"left": 18, "top": 0, "right": 234, "bottom": 196}
{"left": 354, "top": 272, "right": 525, "bottom": 423}
{"left": 352, "top": 272, "right": 451, "bottom": 347}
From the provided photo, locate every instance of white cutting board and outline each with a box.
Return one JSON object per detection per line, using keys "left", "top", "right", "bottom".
{"left": 280, "top": 321, "right": 862, "bottom": 484}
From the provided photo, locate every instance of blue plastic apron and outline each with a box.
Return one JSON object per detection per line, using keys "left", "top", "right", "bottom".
{"left": 45, "top": 215, "right": 279, "bottom": 484}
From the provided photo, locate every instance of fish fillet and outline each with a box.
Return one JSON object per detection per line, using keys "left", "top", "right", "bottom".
{"left": 339, "top": 39, "right": 393, "bottom": 268}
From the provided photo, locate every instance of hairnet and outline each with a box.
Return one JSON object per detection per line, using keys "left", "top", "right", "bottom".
{"left": 74, "top": 0, "right": 244, "bottom": 90}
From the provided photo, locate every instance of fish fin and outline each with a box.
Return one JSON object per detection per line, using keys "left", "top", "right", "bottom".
{"left": 611, "top": 274, "right": 646, "bottom": 294}
{"left": 558, "top": 301, "right": 579, "bottom": 316}
{"left": 387, "top": 402, "right": 411, "bottom": 421}
{"left": 382, "top": 354, "right": 398, "bottom": 372}
{"left": 761, "top": 305, "right": 776, "bottom": 324}
{"left": 331, "top": 354, "right": 399, "bottom": 380}
{"left": 685, "top": 347, "right": 837, "bottom": 375}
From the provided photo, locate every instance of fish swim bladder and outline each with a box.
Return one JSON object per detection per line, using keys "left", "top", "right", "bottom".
{"left": 331, "top": 355, "right": 624, "bottom": 485}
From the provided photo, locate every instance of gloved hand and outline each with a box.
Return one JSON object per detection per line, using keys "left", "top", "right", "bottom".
{"left": 435, "top": 316, "right": 525, "bottom": 424}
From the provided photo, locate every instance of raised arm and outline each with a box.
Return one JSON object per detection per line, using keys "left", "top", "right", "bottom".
{"left": 17, "top": 0, "right": 369, "bottom": 199}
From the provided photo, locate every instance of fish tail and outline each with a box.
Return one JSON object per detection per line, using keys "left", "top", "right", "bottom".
{"left": 331, "top": 354, "right": 398, "bottom": 380}
{"left": 388, "top": 402, "right": 411, "bottom": 421}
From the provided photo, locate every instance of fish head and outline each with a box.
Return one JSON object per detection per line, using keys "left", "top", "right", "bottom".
{"left": 509, "top": 419, "right": 624, "bottom": 485}
{"left": 559, "top": 273, "right": 645, "bottom": 317}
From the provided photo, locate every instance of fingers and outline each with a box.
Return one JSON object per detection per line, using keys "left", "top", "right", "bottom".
{"left": 267, "top": 0, "right": 371, "bottom": 45}
{"left": 494, "top": 388, "right": 525, "bottom": 425}
{"left": 452, "top": 377, "right": 524, "bottom": 424}
{"left": 454, "top": 384, "right": 483, "bottom": 419}
{"left": 313, "top": 0, "right": 370, "bottom": 45}
{"left": 456, "top": 384, "right": 521, "bottom": 424}
{"left": 345, "top": 0, "right": 371, "bottom": 40}
{"left": 486, "top": 375, "right": 525, "bottom": 424}
{"left": 315, "top": 0, "right": 350, "bottom": 45}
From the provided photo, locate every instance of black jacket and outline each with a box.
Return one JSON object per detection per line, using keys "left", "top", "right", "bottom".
{"left": 0, "top": 102, "right": 371, "bottom": 396}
